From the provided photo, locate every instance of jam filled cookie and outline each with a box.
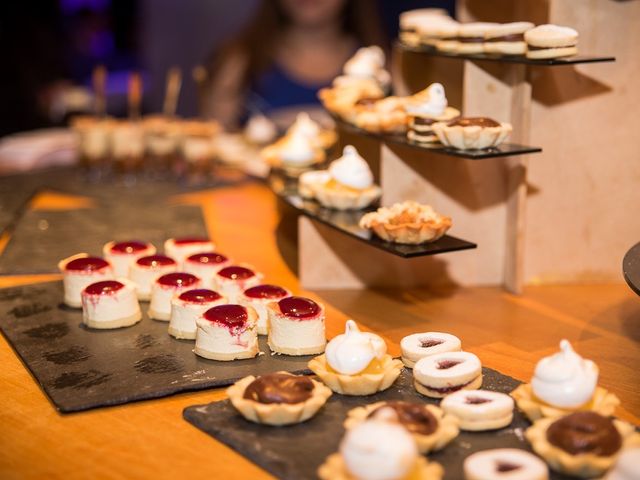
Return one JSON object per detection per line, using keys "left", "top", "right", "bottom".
{"left": 238, "top": 284, "right": 291, "bottom": 335}
{"left": 344, "top": 401, "right": 459, "bottom": 454}
{"left": 511, "top": 339, "right": 620, "bottom": 421}
{"left": 227, "top": 372, "right": 332, "bottom": 426}
{"left": 318, "top": 411, "right": 444, "bottom": 480}
{"left": 267, "top": 296, "right": 326, "bottom": 355}
{"left": 525, "top": 24, "right": 578, "bottom": 60}
{"left": 413, "top": 351, "right": 482, "bottom": 398}
{"left": 102, "top": 241, "right": 156, "bottom": 277}
{"left": 309, "top": 320, "right": 402, "bottom": 396}
{"left": 464, "top": 448, "right": 549, "bottom": 480}
{"left": 81, "top": 279, "right": 141, "bottom": 329}
{"left": 400, "top": 331, "right": 461, "bottom": 368}
{"left": 194, "top": 304, "right": 259, "bottom": 361}
{"left": 441, "top": 389, "right": 514, "bottom": 431}
{"left": 432, "top": 117, "right": 512, "bottom": 150}
{"left": 526, "top": 412, "right": 640, "bottom": 478}
{"left": 59, "top": 254, "right": 114, "bottom": 308}
{"left": 168, "top": 288, "right": 226, "bottom": 340}
{"left": 484, "top": 22, "right": 534, "bottom": 56}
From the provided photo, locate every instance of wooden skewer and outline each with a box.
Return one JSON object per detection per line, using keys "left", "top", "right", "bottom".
{"left": 92, "top": 65, "right": 107, "bottom": 117}
{"left": 163, "top": 67, "right": 182, "bottom": 117}
{"left": 128, "top": 72, "right": 142, "bottom": 120}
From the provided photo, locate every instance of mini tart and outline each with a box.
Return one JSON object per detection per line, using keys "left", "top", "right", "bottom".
{"left": 308, "top": 354, "right": 403, "bottom": 396}
{"left": 313, "top": 179, "right": 382, "bottom": 211}
{"left": 298, "top": 170, "right": 331, "bottom": 199}
{"left": 511, "top": 383, "right": 620, "bottom": 422}
{"left": 349, "top": 96, "right": 410, "bottom": 134}
{"left": 432, "top": 117, "right": 512, "bottom": 150}
{"left": 526, "top": 412, "right": 640, "bottom": 478}
{"left": 227, "top": 372, "right": 332, "bottom": 426}
{"left": 359, "top": 201, "right": 452, "bottom": 245}
{"left": 318, "top": 453, "right": 443, "bottom": 480}
{"left": 344, "top": 401, "right": 459, "bottom": 453}
{"left": 407, "top": 106, "right": 460, "bottom": 144}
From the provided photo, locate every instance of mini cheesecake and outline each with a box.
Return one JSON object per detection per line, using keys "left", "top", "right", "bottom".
{"left": 164, "top": 237, "right": 214, "bottom": 266}
{"left": 129, "top": 254, "right": 178, "bottom": 300}
{"left": 194, "top": 304, "right": 259, "bottom": 361}
{"left": 81, "top": 279, "right": 141, "bottom": 329}
{"left": 213, "top": 265, "right": 263, "bottom": 303}
{"left": 148, "top": 272, "right": 201, "bottom": 321}
{"left": 168, "top": 288, "right": 226, "bottom": 340}
{"left": 59, "top": 254, "right": 114, "bottom": 307}
{"left": 239, "top": 284, "right": 291, "bottom": 335}
{"left": 183, "top": 252, "right": 231, "bottom": 288}
{"left": 267, "top": 296, "right": 326, "bottom": 355}
{"left": 102, "top": 240, "right": 156, "bottom": 277}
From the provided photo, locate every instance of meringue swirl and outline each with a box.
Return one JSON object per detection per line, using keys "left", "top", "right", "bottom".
{"left": 329, "top": 145, "right": 374, "bottom": 190}
{"left": 531, "top": 339, "right": 598, "bottom": 408}
{"left": 325, "top": 319, "right": 386, "bottom": 375}
{"left": 288, "top": 112, "right": 320, "bottom": 139}
{"left": 406, "top": 83, "right": 448, "bottom": 116}
{"left": 279, "top": 132, "right": 315, "bottom": 164}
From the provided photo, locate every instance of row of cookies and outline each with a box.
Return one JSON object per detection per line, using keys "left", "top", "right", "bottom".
{"left": 224, "top": 322, "right": 639, "bottom": 479}
{"left": 400, "top": 9, "right": 579, "bottom": 59}
{"left": 58, "top": 237, "right": 329, "bottom": 360}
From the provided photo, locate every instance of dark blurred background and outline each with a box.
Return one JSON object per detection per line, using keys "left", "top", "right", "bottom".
{"left": 1, "top": 0, "right": 455, "bottom": 136}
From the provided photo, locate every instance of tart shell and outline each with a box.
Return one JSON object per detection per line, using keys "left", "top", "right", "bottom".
{"left": 432, "top": 121, "right": 512, "bottom": 150}
{"left": 308, "top": 354, "right": 403, "bottom": 396}
{"left": 313, "top": 183, "right": 382, "bottom": 211}
{"left": 318, "top": 453, "right": 443, "bottom": 480}
{"left": 227, "top": 373, "right": 332, "bottom": 426}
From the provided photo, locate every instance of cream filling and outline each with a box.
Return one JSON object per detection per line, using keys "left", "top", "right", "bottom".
{"left": 81, "top": 282, "right": 140, "bottom": 323}
{"left": 268, "top": 313, "right": 326, "bottom": 351}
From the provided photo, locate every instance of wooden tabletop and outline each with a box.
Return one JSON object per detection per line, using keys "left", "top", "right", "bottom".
{"left": 1, "top": 183, "right": 639, "bottom": 479}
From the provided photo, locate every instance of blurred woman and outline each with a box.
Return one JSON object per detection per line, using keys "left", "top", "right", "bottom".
{"left": 201, "top": 0, "right": 386, "bottom": 130}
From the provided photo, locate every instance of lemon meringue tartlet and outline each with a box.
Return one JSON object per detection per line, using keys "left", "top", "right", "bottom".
{"left": 309, "top": 320, "right": 402, "bottom": 395}
{"left": 194, "top": 304, "right": 259, "bottom": 361}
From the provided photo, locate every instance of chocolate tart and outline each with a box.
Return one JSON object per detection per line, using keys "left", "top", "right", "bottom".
{"left": 344, "top": 401, "right": 459, "bottom": 453}
{"left": 432, "top": 117, "right": 512, "bottom": 150}
{"left": 227, "top": 372, "right": 332, "bottom": 426}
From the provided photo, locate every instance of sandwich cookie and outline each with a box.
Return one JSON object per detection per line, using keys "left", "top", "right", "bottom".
{"left": 441, "top": 389, "right": 514, "bottom": 431}
{"left": 413, "top": 351, "right": 482, "bottom": 398}
{"left": 464, "top": 449, "right": 549, "bottom": 480}
{"left": 525, "top": 24, "right": 578, "bottom": 59}
{"left": 484, "top": 22, "right": 534, "bottom": 55}
{"left": 401, "top": 332, "right": 461, "bottom": 368}
{"left": 455, "top": 22, "right": 498, "bottom": 54}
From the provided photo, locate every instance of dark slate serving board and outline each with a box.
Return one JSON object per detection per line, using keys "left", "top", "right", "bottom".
{"left": 0, "top": 281, "right": 314, "bottom": 413}
{"left": 0, "top": 204, "right": 208, "bottom": 275}
{"left": 184, "top": 368, "right": 577, "bottom": 480}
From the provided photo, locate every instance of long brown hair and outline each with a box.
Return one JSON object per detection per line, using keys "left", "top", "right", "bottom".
{"left": 206, "top": 0, "right": 387, "bottom": 93}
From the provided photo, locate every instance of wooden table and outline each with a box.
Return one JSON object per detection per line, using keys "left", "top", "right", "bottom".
{"left": 1, "top": 183, "right": 639, "bottom": 479}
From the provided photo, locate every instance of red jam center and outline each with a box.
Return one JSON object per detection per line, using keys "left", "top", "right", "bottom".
{"left": 157, "top": 272, "right": 199, "bottom": 288}
{"left": 420, "top": 338, "right": 444, "bottom": 348}
{"left": 173, "top": 237, "right": 210, "bottom": 245}
{"left": 137, "top": 255, "right": 176, "bottom": 267}
{"left": 187, "top": 252, "right": 228, "bottom": 265}
{"left": 278, "top": 296, "right": 320, "bottom": 319}
{"left": 217, "top": 266, "right": 255, "bottom": 280}
{"left": 110, "top": 241, "right": 149, "bottom": 254}
{"left": 84, "top": 280, "right": 124, "bottom": 295}
{"left": 65, "top": 257, "right": 110, "bottom": 272}
{"left": 465, "top": 396, "right": 492, "bottom": 405}
{"left": 437, "top": 360, "right": 462, "bottom": 369}
{"left": 203, "top": 304, "right": 248, "bottom": 329}
{"left": 244, "top": 284, "right": 288, "bottom": 300}
{"left": 178, "top": 289, "right": 222, "bottom": 303}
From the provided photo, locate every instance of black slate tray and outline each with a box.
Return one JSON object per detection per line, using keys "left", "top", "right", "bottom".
{"left": 0, "top": 281, "right": 314, "bottom": 413}
{"left": 0, "top": 204, "right": 208, "bottom": 275}
{"left": 184, "top": 368, "right": 576, "bottom": 480}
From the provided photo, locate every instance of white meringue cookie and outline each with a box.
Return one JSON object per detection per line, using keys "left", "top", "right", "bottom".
{"left": 531, "top": 339, "right": 598, "bottom": 409}
{"left": 325, "top": 320, "right": 386, "bottom": 375}
{"left": 340, "top": 416, "right": 417, "bottom": 480}
{"left": 329, "top": 145, "right": 374, "bottom": 190}
{"left": 406, "top": 83, "right": 448, "bottom": 117}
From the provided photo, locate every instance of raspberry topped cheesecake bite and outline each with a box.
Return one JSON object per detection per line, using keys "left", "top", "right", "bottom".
{"left": 267, "top": 296, "right": 326, "bottom": 355}
{"left": 194, "top": 304, "right": 259, "bottom": 361}
{"left": 168, "top": 288, "right": 226, "bottom": 340}
{"left": 183, "top": 252, "right": 231, "bottom": 288}
{"left": 213, "top": 265, "right": 263, "bottom": 303}
{"left": 81, "top": 279, "right": 141, "bottom": 329}
{"left": 148, "top": 272, "right": 201, "bottom": 321}
{"left": 164, "top": 237, "right": 214, "bottom": 266}
{"left": 129, "top": 254, "right": 177, "bottom": 300}
{"left": 102, "top": 240, "right": 156, "bottom": 277}
{"left": 59, "top": 253, "right": 114, "bottom": 307}
{"left": 238, "top": 284, "right": 291, "bottom": 335}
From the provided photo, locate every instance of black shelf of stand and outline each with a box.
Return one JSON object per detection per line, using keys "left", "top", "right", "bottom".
{"left": 276, "top": 187, "right": 477, "bottom": 259}
{"left": 334, "top": 117, "right": 542, "bottom": 160}
{"left": 398, "top": 41, "right": 616, "bottom": 66}
{"left": 623, "top": 242, "right": 640, "bottom": 297}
